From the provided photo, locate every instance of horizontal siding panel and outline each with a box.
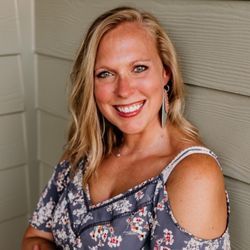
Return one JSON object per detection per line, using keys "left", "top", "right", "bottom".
{"left": 0, "top": 56, "right": 24, "bottom": 115}
{"left": 0, "top": 166, "right": 28, "bottom": 222}
{"left": 185, "top": 85, "right": 250, "bottom": 184}
{"left": 150, "top": 1, "right": 250, "bottom": 96}
{"left": 0, "top": 113, "right": 26, "bottom": 169}
{"left": 225, "top": 177, "right": 250, "bottom": 250}
{"left": 36, "top": 54, "right": 71, "bottom": 118}
{"left": 39, "top": 161, "right": 54, "bottom": 192}
{"left": 0, "top": 215, "right": 27, "bottom": 250}
{"left": 35, "top": 0, "right": 115, "bottom": 59}
{"left": 35, "top": 0, "right": 250, "bottom": 96}
{"left": 0, "top": 0, "right": 20, "bottom": 54}
{"left": 38, "top": 110, "right": 68, "bottom": 166}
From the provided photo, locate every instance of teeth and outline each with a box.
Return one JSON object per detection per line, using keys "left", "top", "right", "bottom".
{"left": 116, "top": 102, "right": 143, "bottom": 113}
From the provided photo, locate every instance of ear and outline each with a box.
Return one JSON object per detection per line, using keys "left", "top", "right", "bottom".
{"left": 162, "top": 66, "right": 171, "bottom": 86}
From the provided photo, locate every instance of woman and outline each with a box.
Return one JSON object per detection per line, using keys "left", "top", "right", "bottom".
{"left": 22, "top": 6, "right": 230, "bottom": 249}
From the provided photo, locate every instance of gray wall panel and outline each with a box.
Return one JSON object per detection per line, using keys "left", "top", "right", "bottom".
{"left": 185, "top": 85, "right": 250, "bottom": 184}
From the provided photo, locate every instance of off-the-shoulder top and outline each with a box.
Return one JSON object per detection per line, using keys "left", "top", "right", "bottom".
{"left": 30, "top": 146, "right": 231, "bottom": 249}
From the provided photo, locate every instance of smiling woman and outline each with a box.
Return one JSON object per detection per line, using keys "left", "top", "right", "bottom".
{"left": 94, "top": 22, "right": 169, "bottom": 134}
{"left": 22, "top": 6, "right": 230, "bottom": 250}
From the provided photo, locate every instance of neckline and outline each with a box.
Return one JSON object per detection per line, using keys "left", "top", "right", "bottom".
{"left": 83, "top": 145, "right": 209, "bottom": 209}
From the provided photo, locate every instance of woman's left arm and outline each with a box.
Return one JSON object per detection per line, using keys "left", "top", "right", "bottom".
{"left": 166, "top": 153, "right": 228, "bottom": 239}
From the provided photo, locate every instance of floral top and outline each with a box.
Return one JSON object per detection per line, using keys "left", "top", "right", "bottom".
{"left": 30, "top": 146, "right": 230, "bottom": 249}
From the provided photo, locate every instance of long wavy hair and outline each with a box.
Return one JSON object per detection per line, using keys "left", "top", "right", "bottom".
{"left": 63, "top": 6, "right": 201, "bottom": 186}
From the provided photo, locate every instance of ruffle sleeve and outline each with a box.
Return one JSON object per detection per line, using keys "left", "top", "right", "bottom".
{"left": 29, "top": 160, "right": 71, "bottom": 232}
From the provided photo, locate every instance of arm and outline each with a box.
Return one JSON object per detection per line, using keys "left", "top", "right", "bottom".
{"left": 22, "top": 225, "right": 56, "bottom": 250}
{"left": 166, "top": 153, "right": 228, "bottom": 239}
{"left": 22, "top": 160, "right": 71, "bottom": 249}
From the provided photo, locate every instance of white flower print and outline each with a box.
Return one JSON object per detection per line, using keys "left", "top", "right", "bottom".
{"left": 126, "top": 207, "right": 150, "bottom": 241}
{"left": 222, "top": 230, "right": 231, "bottom": 250}
{"left": 154, "top": 228, "right": 174, "bottom": 248}
{"left": 183, "top": 238, "right": 219, "bottom": 250}
{"left": 163, "top": 229, "right": 174, "bottom": 245}
{"left": 89, "top": 224, "right": 122, "bottom": 248}
{"left": 135, "top": 190, "right": 144, "bottom": 200}
{"left": 88, "top": 247, "right": 99, "bottom": 250}
{"left": 154, "top": 246, "right": 170, "bottom": 250}
{"left": 106, "top": 198, "right": 132, "bottom": 213}
{"left": 107, "top": 236, "right": 122, "bottom": 248}
{"left": 55, "top": 229, "right": 68, "bottom": 241}
{"left": 56, "top": 168, "right": 70, "bottom": 192}
{"left": 138, "top": 207, "right": 147, "bottom": 217}
{"left": 75, "top": 236, "right": 83, "bottom": 248}
{"left": 31, "top": 198, "right": 55, "bottom": 227}
{"left": 155, "top": 192, "right": 168, "bottom": 212}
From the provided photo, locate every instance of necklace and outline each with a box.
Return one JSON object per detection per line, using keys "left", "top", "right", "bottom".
{"left": 112, "top": 147, "right": 121, "bottom": 158}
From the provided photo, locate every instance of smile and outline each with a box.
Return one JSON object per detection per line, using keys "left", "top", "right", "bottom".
{"left": 114, "top": 101, "right": 145, "bottom": 117}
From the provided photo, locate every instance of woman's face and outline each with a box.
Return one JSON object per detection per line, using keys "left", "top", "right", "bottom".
{"left": 94, "top": 22, "right": 170, "bottom": 135}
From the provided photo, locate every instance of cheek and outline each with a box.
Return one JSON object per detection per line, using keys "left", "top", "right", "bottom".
{"left": 141, "top": 75, "right": 164, "bottom": 93}
{"left": 94, "top": 83, "right": 113, "bottom": 104}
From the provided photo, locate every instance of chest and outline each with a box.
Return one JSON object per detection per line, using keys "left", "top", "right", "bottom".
{"left": 88, "top": 155, "right": 170, "bottom": 206}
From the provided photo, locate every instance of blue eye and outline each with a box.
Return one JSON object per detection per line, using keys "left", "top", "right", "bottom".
{"left": 134, "top": 65, "right": 148, "bottom": 73}
{"left": 96, "top": 71, "right": 113, "bottom": 78}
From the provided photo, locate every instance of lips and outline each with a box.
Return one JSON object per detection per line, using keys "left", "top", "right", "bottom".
{"left": 114, "top": 100, "right": 145, "bottom": 117}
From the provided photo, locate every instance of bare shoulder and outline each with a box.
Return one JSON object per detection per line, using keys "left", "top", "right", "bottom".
{"left": 166, "top": 152, "right": 228, "bottom": 240}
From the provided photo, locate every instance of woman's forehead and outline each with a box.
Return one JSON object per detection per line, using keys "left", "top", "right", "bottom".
{"left": 95, "top": 22, "right": 158, "bottom": 65}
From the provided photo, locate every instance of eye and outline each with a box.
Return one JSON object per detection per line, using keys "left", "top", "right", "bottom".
{"left": 134, "top": 65, "right": 148, "bottom": 73}
{"left": 96, "top": 71, "right": 113, "bottom": 79}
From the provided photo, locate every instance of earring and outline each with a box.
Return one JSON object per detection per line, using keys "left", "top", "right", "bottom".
{"left": 101, "top": 115, "right": 106, "bottom": 138}
{"left": 161, "top": 85, "right": 169, "bottom": 128}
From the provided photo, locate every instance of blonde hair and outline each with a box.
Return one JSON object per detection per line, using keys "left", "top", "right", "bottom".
{"left": 64, "top": 6, "right": 201, "bottom": 186}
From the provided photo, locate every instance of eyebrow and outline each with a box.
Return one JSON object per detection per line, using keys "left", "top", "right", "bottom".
{"left": 95, "top": 59, "right": 152, "bottom": 71}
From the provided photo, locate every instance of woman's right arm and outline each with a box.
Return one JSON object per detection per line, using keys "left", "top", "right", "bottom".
{"left": 22, "top": 225, "right": 56, "bottom": 250}
{"left": 23, "top": 160, "right": 71, "bottom": 249}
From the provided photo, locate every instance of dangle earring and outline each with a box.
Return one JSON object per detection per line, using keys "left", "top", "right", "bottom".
{"left": 101, "top": 115, "right": 106, "bottom": 138}
{"left": 161, "top": 84, "right": 170, "bottom": 128}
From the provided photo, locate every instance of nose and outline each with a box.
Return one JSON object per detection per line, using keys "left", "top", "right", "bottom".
{"left": 115, "top": 75, "right": 135, "bottom": 98}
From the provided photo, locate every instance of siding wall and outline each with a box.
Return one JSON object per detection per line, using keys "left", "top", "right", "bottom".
{"left": 0, "top": 0, "right": 36, "bottom": 249}
{"left": 34, "top": 1, "right": 250, "bottom": 249}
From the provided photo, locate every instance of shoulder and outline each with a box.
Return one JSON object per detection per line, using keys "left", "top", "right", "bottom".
{"left": 54, "top": 160, "right": 71, "bottom": 178}
{"left": 48, "top": 160, "right": 72, "bottom": 191}
{"left": 166, "top": 150, "right": 228, "bottom": 239}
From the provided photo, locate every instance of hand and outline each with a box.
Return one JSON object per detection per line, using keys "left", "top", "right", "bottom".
{"left": 32, "top": 243, "right": 56, "bottom": 250}
{"left": 32, "top": 244, "right": 40, "bottom": 250}
{"left": 22, "top": 239, "right": 56, "bottom": 250}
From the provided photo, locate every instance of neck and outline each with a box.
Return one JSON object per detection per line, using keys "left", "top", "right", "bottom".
{"left": 116, "top": 122, "right": 172, "bottom": 158}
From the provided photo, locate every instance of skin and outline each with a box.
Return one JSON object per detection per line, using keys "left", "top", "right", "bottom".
{"left": 22, "top": 21, "right": 228, "bottom": 248}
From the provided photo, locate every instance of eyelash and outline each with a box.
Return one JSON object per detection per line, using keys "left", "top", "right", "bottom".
{"left": 134, "top": 65, "right": 148, "bottom": 73}
{"left": 96, "top": 65, "right": 148, "bottom": 78}
{"left": 96, "top": 71, "right": 113, "bottom": 79}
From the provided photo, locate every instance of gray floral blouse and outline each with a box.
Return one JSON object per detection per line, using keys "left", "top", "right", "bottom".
{"left": 30, "top": 146, "right": 230, "bottom": 249}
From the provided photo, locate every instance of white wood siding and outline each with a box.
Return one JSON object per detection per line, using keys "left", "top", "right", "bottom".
{"left": 185, "top": 85, "right": 250, "bottom": 184}
{"left": 0, "top": 114, "right": 26, "bottom": 169}
{"left": 0, "top": 0, "right": 36, "bottom": 249}
{"left": 36, "top": 55, "right": 71, "bottom": 118}
{"left": 37, "top": 110, "right": 68, "bottom": 166}
{"left": 0, "top": 56, "right": 24, "bottom": 114}
{"left": 0, "top": 216, "right": 27, "bottom": 250}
